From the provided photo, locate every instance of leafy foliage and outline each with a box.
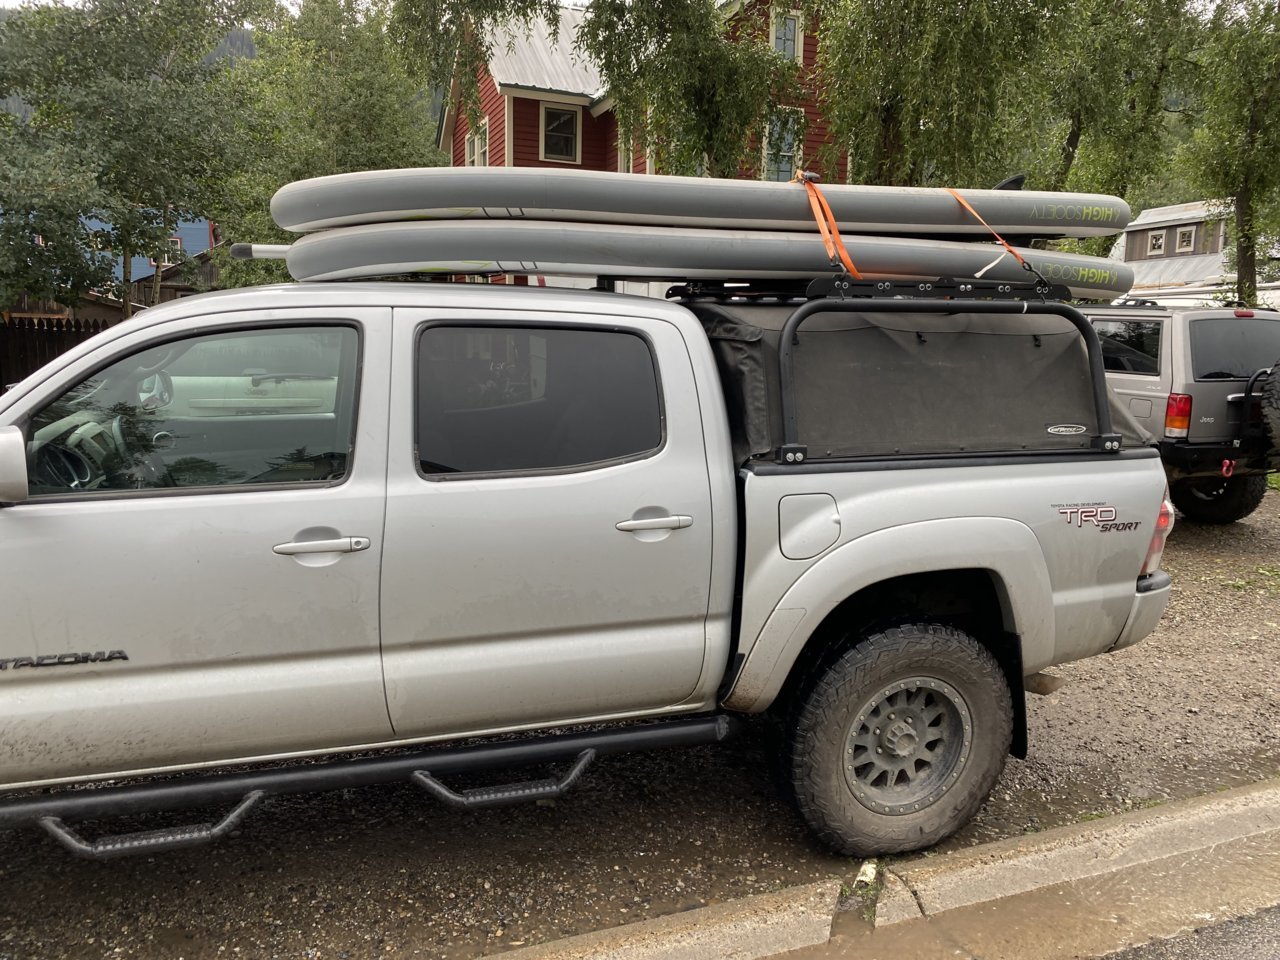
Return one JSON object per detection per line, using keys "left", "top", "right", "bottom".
{"left": 392, "top": 0, "right": 801, "bottom": 177}
{"left": 576, "top": 1, "right": 800, "bottom": 177}
{"left": 0, "top": 128, "right": 113, "bottom": 306}
{"left": 0, "top": 0, "right": 254, "bottom": 311}
{"left": 215, "top": 0, "right": 446, "bottom": 287}
{"left": 1181, "top": 0, "right": 1280, "bottom": 302}
{"left": 810, "top": 0, "right": 1049, "bottom": 187}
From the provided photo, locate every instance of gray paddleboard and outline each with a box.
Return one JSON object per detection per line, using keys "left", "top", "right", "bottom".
{"left": 285, "top": 220, "right": 1133, "bottom": 298}
{"left": 272, "top": 167, "right": 1131, "bottom": 239}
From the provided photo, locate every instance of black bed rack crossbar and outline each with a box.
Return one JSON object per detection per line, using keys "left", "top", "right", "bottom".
{"left": 774, "top": 298, "right": 1123, "bottom": 465}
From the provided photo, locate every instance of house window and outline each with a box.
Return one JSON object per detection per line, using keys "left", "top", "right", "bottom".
{"left": 151, "top": 236, "right": 182, "bottom": 267}
{"left": 465, "top": 120, "right": 489, "bottom": 167}
{"left": 541, "top": 104, "right": 581, "bottom": 164}
{"left": 763, "top": 109, "right": 802, "bottom": 182}
{"left": 1147, "top": 230, "right": 1166, "bottom": 257}
{"left": 1176, "top": 225, "right": 1196, "bottom": 253}
{"left": 618, "top": 135, "right": 633, "bottom": 174}
{"left": 773, "top": 9, "right": 802, "bottom": 61}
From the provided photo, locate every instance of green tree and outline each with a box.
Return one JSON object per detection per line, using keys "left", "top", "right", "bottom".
{"left": 811, "top": 0, "right": 1050, "bottom": 187}
{"left": 0, "top": 127, "right": 114, "bottom": 307}
{"left": 0, "top": 0, "right": 253, "bottom": 314}
{"left": 391, "top": 0, "right": 800, "bottom": 178}
{"left": 1043, "top": 0, "right": 1195, "bottom": 197}
{"left": 1181, "top": 0, "right": 1280, "bottom": 304}
{"left": 216, "top": 0, "right": 445, "bottom": 287}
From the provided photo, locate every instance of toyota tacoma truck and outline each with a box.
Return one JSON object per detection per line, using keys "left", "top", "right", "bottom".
{"left": 1085, "top": 302, "right": 1280, "bottom": 523}
{"left": 0, "top": 278, "right": 1173, "bottom": 859}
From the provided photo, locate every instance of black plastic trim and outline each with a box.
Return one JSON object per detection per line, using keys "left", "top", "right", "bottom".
{"left": 1137, "top": 571, "right": 1172, "bottom": 594}
{"left": 1159, "top": 440, "right": 1276, "bottom": 477}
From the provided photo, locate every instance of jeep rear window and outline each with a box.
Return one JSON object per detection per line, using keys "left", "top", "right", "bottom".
{"left": 1189, "top": 315, "right": 1280, "bottom": 380}
{"left": 1092, "top": 319, "right": 1161, "bottom": 375}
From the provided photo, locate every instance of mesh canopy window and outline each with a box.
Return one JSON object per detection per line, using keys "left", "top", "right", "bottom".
{"left": 693, "top": 303, "right": 1145, "bottom": 464}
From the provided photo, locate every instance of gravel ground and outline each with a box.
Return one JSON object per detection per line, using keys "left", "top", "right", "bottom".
{"left": 1, "top": 494, "right": 1277, "bottom": 960}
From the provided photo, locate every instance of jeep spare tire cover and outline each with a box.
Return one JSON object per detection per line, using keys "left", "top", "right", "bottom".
{"left": 1264, "top": 358, "right": 1280, "bottom": 449}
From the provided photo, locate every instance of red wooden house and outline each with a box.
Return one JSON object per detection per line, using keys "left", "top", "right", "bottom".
{"left": 435, "top": 4, "right": 841, "bottom": 182}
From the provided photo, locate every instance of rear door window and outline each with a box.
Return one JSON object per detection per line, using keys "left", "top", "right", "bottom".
{"left": 1091, "top": 319, "right": 1162, "bottom": 375}
{"left": 1189, "top": 315, "right": 1280, "bottom": 380}
{"left": 416, "top": 325, "right": 663, "bottom": 476}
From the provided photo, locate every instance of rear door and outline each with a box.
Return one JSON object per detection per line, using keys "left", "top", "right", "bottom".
{"left": 1183, "top": 310, "right": 1280, "bottom": 443}
{"left": 380, "top": 310, "right": 713, "bottom": 738}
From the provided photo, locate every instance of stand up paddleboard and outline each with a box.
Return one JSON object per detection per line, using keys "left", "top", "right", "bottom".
{"left": 271, "top": 167, "right": 1131, "bottom": 240}
{"left": 283, "top": 220, "right": 1134, "bottom": 299}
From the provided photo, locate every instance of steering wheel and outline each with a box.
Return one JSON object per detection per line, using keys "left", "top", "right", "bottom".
{"left": 109, "top": 414, "right": 175, "bottom": 488}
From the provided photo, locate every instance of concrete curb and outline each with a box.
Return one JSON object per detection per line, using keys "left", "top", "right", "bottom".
{"left": 496, "top": 879, "right": 842, "bottom": 960}
{"left": 877, "top": 776, "right": 1280, "bottom": 926}
{"left": 477, "top": 778, "right": 1280, "bottom": 959}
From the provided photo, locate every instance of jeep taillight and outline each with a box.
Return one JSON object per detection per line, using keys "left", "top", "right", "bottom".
{"left": 1141, "top": 492, "right": 1174, "bottom": 576}
{"left": 1165, "top": 393, "right": 1192, "bottom": 438}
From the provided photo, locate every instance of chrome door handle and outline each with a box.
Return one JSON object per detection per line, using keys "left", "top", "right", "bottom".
{"left": 273, "top": 536, "right": 371, "bottom": 556}
{"left": 615, "top": 516, "right": 693, "bottom": 532}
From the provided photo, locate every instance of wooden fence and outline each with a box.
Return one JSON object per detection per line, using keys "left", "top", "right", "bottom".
{"left": 1, "top": 314, "right": 115, "bottom": 391}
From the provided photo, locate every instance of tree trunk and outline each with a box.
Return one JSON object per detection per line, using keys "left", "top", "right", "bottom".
{"left": 152, "top": 249, "right": 164, "bottom": 307}
{"left": 121, "top": 246, "right": 133, "bottom": 320}
{"left": 1235, "top": 183, "right": 1258, "bottom": 305}
{"left": 1055, "top": 110, "right": 1084, "bottom": 192}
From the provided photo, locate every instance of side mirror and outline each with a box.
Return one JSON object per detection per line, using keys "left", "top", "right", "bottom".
{"left": 0, "top": 426, "right": 29, "bottom": 504}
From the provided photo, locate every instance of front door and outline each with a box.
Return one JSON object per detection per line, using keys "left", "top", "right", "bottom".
{"left": 380, "top": 311, "right": 714, "bottom": 737}
{"left": 0, "top": 310, "right": 393, "bottom": 786}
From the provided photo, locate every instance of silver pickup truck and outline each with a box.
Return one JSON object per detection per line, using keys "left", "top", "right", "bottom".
{"left": 0, "top": 279, "right": 1173, "bottom": 859}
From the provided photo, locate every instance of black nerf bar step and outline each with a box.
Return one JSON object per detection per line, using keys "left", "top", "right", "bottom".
{"left": 38, "top": 791, "right": 264, "bottom": 861}
{"left": 413, "top": 748, "right": 596, "bottom": 810}
{"left": 0, "top": 716, "right": 737, "bottom": 832}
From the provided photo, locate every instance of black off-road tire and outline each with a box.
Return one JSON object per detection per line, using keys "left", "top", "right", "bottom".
{"left": 788, "top": 623, "right": 1012, "bottom": 857}
{"left": 1170, "top": 474, "right": 1268, "bottom": 525}
{"left": 1263, "top": 359, "right": 1280, "bottom": 450}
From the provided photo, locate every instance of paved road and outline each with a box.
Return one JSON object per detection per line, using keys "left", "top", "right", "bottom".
{"left": 1104, "top": 905, "right": 1280, "bottom": 960}
{"left": 0, "top": 496, "right": 1277, "bottom": 960}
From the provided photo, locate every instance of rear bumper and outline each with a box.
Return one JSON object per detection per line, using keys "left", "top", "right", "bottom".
{"left": 1159, "top": 440, "right": 1278, "bottom": 478}
{"left": 1109, "top": 571, "right": 1172, "bottom": 653}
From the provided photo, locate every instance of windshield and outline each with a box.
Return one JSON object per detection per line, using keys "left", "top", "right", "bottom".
{"left": 1189, "top": 315, "right": 1280, "bottom": 379}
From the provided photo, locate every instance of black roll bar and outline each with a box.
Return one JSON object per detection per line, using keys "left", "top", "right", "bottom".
{"left": 774, "top": 298, "right": 1122, "bottom": 464}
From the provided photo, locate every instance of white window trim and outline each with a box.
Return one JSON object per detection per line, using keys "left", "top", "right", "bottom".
{"left": 771, "top": 6, "right": 804, "bottom": 63}
{"left": 150, "top": 236, "right": 182, "bottom": 268}
{"left": 1147, "top": 229, "right": 1167, "bottom": 257}
{"left": 762, "top": 106, "right": 804, "bottom": 181}
{"left": 618, "top": 133, "right": 633, "bottom": 174}
{"left": 504, "top": 96, "right": 514, "bottom": 167}
{"left": 540, "top": 103, "right": 583, "bottom": 165}
{"left": 464, "top": 118, "right": 489, "bottom": 167}
{"left": 1176, "top": 224, "right": 1196, "bottom": 253}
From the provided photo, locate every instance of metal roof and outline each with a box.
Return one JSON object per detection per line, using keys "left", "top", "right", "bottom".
{"left": 489, "top": 7, "right": 604, "bottom": 100}
{"left": 1128, "top": 252, "right": 1227, "bottom": 290}
{"left": 1125, "top": 200, "right": 1228, "bottom": 232}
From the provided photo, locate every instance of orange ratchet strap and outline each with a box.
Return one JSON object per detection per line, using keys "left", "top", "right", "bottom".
{"left": 946, "top": 187, "right": 1030, "bottom": 272}
{"left": 794, "top": 171, "right": 863, "bottom": 279}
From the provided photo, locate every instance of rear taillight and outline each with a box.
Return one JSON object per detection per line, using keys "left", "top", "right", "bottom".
{"left": 1235, "top": 308, "right": 1254, "bottom": 318}
{"left": 1141, "top": 492, "right": 1175, "bottom": 576}
{"left": 1165, "top": 393, "right": 1192, "bottom": 438}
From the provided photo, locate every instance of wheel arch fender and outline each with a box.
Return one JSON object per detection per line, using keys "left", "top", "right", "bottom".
{"left": 723, "top": 517, "right": 1055, "bottom": 714}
